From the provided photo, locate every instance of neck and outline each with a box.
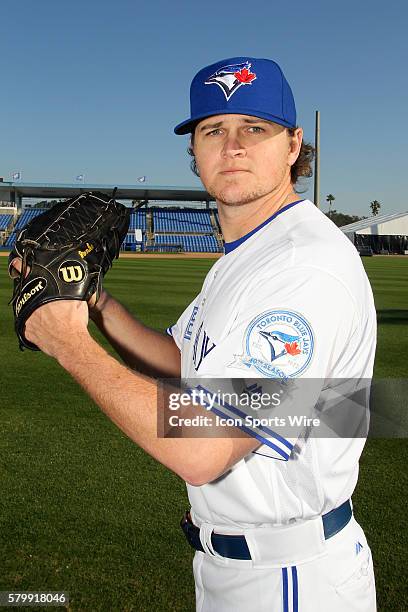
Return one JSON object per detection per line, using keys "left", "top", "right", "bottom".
{"left": 217, "top": 184, "right": 299, "bottom": 243}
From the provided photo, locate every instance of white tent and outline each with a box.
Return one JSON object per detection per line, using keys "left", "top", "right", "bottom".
{"left": 341, "top": 211, "right": 408, "bottom": 237}
{"left": 340, "top": 211, "right": 408, "bottom": 254}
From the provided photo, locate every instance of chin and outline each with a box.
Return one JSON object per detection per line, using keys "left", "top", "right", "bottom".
{"left": 206, "top": 178, "right": 257, "bottom": 206}
{"left": 219, "top": 195, "right": 255, "bottom": 206}
{"left": 211, "top": 185, "right": 266, "bottom": 206}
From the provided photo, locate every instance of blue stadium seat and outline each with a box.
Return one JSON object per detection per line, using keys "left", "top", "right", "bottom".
{"left": 153, "top": 210, "right": 213, "bottom": 233}
{"left": 129, "top": 211, "right": 147, "bottom": 230}
{"left": 5, "top": 232, "right": 17, "bottom": 247}
{"left": 155, "top": 233, "right": 219, "bottom": 253}
{"left": 0, "top": 214, "right": 13, "bottom": 230}
{"left": 14, "top": 209, "right": 47, "bottom": 230}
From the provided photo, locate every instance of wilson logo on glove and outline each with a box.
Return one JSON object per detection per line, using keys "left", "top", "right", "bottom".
{"left": 8, "top": 190, "right": 130, "bottom": 351}
{"left": 15, "top": 278, "right": 47, "bottom": 315}
{"left": 58, "top": 262, "right": 85, "bottom": 283}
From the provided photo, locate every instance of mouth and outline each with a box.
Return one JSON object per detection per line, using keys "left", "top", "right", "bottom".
{"left": 219, "top": 169, "right": 249, "bottom": 174}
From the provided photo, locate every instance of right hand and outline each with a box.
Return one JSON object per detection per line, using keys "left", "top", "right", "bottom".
{"left": 10, "top": 256, "right": 101, "bottom": 312}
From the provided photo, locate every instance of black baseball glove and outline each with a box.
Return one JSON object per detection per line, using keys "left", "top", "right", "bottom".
{"left": 8, "top": 190, "right": 130, "bottom": 351}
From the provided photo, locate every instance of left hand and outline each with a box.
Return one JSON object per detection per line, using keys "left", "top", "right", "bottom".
{"left": 24, "top": 300, "right": 90, "bottom": 359}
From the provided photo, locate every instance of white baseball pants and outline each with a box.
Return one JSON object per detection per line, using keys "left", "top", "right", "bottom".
{"left": 192, "top": 517, "right": 376, "bottom": 612}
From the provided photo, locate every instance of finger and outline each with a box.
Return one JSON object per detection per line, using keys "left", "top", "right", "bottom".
{"left": 88, "top": 292, "right": 98, "bottom": 308}
{"left": 9, "top": 257, "right": 31, "bottom": 279}
{"left": 9, "top": 257, "right": 22, "bottom": 277}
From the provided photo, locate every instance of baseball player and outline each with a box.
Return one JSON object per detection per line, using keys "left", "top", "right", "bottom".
{"left": 19, "top": 56, "right": 377, "bottom": 611}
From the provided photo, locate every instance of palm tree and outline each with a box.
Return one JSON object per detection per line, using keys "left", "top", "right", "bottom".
{"left": 326, "top": 194, "right": 335, "bottom": 218}
{"left": 370, "top": 200, "right": 381, "bottom": 216}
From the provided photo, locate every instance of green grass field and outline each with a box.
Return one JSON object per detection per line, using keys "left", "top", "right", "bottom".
{"left": 0, "top": 255, "right": 407, "bottom": 611}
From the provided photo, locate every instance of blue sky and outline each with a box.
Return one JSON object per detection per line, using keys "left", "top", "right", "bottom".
{"left": 1, "top": 0, "right": 406, "bottom": 216}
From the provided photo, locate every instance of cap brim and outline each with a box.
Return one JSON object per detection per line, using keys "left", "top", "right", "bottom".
{"left": 174, "top": 109, "right": 295, "bottom": 135}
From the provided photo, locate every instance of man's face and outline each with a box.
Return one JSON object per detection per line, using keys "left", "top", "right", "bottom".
{"left": 192, "top": 114, "right": 302, "bottom": 206}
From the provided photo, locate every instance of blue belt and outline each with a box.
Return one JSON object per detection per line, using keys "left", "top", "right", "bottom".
{"left": 180, "top": 499, "right": 352, "bottom": 561}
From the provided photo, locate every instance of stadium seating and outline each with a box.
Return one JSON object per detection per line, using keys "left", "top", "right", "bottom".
{"left": 129, "top": 211, "right": 147, "bottom": 230}
{"left": 14, "top": 208, "right": 46, "bottom": 230}
{"left": 0, "top": 214, "right": 13, "bottom": 230}
{"left": 4, "top": 232, "right": 17, "bottom": 247}
{"left": 4, "top": 206, "right": 222, "bottom": 253}
{"left": 123, "top": 232, "right": 147, "bottom": 251}
{"left": 12, "top": 209, "right": 147, "bottom": 234}
{"left": 155, "top": 234, "right": 219, "bottom": 253}
{"left": 153, "top": 210, "right": 213, "bottom": 233}
{"left": 2, "top": 209, "right": 47, "bottom": 248}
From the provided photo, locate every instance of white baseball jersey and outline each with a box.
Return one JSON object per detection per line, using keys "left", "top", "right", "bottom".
{"left": 168, "top": 199, "right": 376, "bottom": 529}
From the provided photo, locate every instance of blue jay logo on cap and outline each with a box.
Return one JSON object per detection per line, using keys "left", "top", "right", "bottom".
{"left": 205, "top": 61, "right": 257, "bottom": 101}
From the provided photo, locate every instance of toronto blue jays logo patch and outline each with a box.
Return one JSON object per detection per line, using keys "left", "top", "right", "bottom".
{"left": 229, "top": 310, "right": 314, "bottom": 378}
{"left": 205, "top": 61, "right": 257, "bottom": 101}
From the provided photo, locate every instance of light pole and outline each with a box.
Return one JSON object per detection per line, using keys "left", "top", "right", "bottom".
{"left": 314, "top": 111, "right": 320, "bottom": 208}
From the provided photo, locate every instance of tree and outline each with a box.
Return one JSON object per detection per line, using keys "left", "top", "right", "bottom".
{"left": 370, "top": 200, "right": 381, "bottom": 216}
{"left": 326, "top": 194, "right": 335, "bottom": 218}
{"left": 325, "top": 210, "right": 364, "bottom": 227}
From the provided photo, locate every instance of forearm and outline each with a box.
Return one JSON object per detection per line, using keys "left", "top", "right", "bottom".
{"left": 23, "top": 300, "right": 258, "bottom": 485}
{"left": 90, "top": 291, "right": 180, "bottom": 378}
{"left": 56, "top": 334, "right": 239, "bottom": 485}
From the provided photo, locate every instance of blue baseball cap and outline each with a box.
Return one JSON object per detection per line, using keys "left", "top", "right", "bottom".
{"left": 174, "top": 56, "right": 296, "bottom": 135}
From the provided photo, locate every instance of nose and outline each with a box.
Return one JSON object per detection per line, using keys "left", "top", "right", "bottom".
{"left": 221, "top": 131, "right": 246, "bottom": 158}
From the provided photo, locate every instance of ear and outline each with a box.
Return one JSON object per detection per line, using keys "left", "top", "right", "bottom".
{"left": 288, "top": 127, "right": 303, "bottom": 166}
